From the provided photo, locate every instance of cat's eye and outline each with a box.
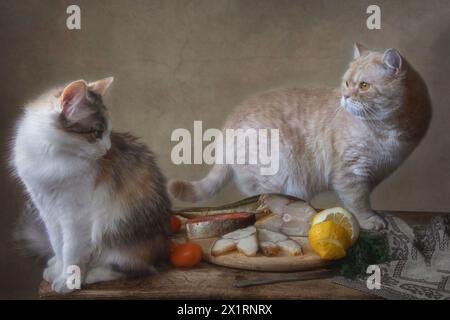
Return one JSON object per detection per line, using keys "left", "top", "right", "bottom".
{"left": 359, "top": 82, "right": 370, "bottom": 91}
{"left": 92, "top": 123, "right": 105, "bottom": 138}
{"left": 345, "top": 81, "right": 349, "bottom": 87}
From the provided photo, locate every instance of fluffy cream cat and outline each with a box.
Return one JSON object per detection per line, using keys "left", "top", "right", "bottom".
{"left": 169, "top": 44, "right": 432, "bottom": 230}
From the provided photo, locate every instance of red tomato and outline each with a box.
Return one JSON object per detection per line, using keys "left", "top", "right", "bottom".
{"left": 170, "top": 242, "right": 202, "bottom": 268}
{"left": 170, "top": 215, "right": 182, "bottom": 233}
{"left": 170, "top": 240, "right": 179, "bottom": 253}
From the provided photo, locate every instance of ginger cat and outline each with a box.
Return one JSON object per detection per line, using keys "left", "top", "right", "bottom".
{"left": 169, "top": 44, "right": 432, "bottom": 230}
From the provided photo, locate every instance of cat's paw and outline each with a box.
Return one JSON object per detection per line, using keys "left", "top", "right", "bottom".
{"left": 358, "top": 214, "right": 387, "bottom": 231}
{"left": 43, "top": 267, "right": 57, "bottom": 283}
{"left": 51, "top": 276, "right": 77, "bottom": 294}
{"left": 43, "top": 258, "right": 62, "bottom": 283}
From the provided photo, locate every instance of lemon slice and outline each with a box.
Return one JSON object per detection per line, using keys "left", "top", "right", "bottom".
{"left": 311, "top": 207, "right": 360, "bottom": 245}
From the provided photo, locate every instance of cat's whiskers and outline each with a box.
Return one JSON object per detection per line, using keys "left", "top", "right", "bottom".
{"left": 360, "top": 102, "right": 384, "bottom": 124}
{"left": 351, "top": 100, "right": 382, "bottom": 126}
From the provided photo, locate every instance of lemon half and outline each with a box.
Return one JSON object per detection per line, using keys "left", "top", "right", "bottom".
{"left": 308, "top": 220, "right": 351, "bottom": 260}
{"left": 311, "top": 207, "right": 360, "bottom": 245}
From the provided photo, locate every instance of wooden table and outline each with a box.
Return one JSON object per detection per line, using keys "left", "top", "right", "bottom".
{"left": 39, "top": 211, "right": 446, "bottom": 300}
{"left": 39, "top": 263, "right": 377, "bottom": 300}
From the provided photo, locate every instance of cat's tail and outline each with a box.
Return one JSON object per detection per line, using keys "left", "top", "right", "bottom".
{"left": 14, "top": 200, "right": 52, "bottom": 258}
{"left": 168, "top": 164, "right": 232, "bottom": 202}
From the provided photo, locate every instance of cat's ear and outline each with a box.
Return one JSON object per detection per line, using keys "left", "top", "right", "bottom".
{"left": 88, "top": 77, "right": 114, "bottom": 96}
{"left": 353, "top": 43, "right": 369, "bottom": 59}
{"left": 60, "top": 80, "right": 87, "bottom": 111}
{"left": 60, "top": 80, "right": 91, "bottom": 121}
{"left": 382, "top": 48, "right": 402, "bottom": 75}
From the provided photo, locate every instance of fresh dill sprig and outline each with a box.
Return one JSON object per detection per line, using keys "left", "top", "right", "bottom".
{"left": 339, "top": 230, "right": 390, "bottom": 279}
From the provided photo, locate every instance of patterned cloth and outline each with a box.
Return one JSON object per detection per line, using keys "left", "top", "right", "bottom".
{"left": 334, "top": 214, "right": 450, "bottom": 300}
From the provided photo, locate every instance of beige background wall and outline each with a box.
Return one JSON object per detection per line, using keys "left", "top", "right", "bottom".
{"left": 1, "top": 0, "right": 449, "bottom": 298}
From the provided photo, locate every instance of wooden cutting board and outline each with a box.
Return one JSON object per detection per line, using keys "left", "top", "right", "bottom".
{"left": 196, "top": 236, "right": 331, "bottom": 272}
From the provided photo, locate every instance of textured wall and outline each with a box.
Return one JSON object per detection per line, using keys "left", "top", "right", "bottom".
{"left": 1, "top": 0, "right": 450, "bottom": 298}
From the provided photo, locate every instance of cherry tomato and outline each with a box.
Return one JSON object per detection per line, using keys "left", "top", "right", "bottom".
{"left": 170, "top": 242, "right": 202, "bottom": 268}
{"left": 170, "top": 239, "right": 179, "bottom": 253}
{"left": 170, "top": 215, "right": 182, "bottom": 233}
